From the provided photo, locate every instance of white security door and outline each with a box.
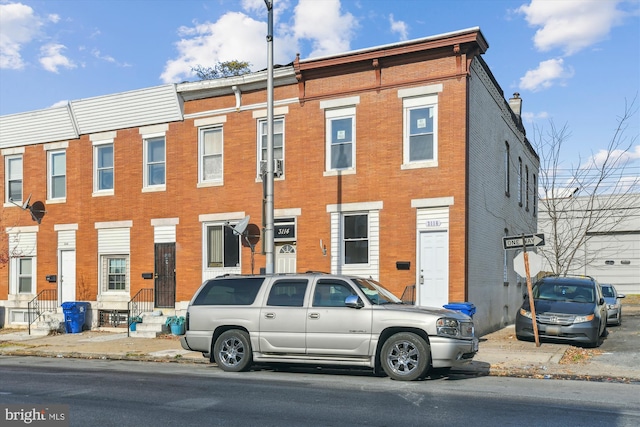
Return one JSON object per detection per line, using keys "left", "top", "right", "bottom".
{"left": 60, "top": 250, "right": 76, "bottom": 303}
{"left": 418, "top": 230, "right": 449, "bottom": 308}
{"left": 275, "top": 243, "right": 297, "bottom": 273}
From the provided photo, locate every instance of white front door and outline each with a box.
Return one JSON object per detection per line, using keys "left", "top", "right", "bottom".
{"left": 60, "top": 250, "right": 76, "bottom": 303}
{"left": 418, "top": 230, "right": 449, "bottom": 308}
{"left": 275, "top": 243, "right": 297, "bottom": 273}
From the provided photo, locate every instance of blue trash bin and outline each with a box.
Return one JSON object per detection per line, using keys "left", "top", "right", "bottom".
{"left": 443, "top": 302, "right": 476, "bottom": 318}
{"left": 61, "top": 302, "right": 90, "bottom": 333}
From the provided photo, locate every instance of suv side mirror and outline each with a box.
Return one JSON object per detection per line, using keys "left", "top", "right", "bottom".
{"left": 345, "top": 295, "right": 364, "bottom": 309}
{"left": 598, "top": 297, "right": 605, "bottom": 305}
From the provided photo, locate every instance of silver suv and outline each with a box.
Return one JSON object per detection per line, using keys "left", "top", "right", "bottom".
{"left": 180, "top": 273, "right": 478, "bottom": 381}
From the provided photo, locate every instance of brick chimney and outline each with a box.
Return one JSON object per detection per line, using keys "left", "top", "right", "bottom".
{"left": 509, "top": 92, "right": 522, "bottom": 117}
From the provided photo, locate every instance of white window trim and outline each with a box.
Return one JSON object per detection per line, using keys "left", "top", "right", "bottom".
{"left": 47, "top": 149, "right": 66, "bottom": 203}
{"left": 100, "top": 254, "right": 130, "bottom": 293}
{"left": 401, "top": 94, "right": 438, "bottom": 169}
{"left": 201, "top": 221, "right": 242, "bottom": 279}
{"left": 92, "top": 139, "right": 115, "bottom": 196}
{"left": 4, "top": 153, "right": 23, "bottom": 206}
{"left": 324, "top": 107, "right": 356, "bottom": 174}
{"left": 142, "top": 133, "right": 166, "bottom": 192}
{"left": 198, "top": 126, "right": 224, "bottom": 187}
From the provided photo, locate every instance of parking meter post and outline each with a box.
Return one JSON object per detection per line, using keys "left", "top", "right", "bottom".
{"left": 523, "top": 236, "right": 540, "bottom": 347}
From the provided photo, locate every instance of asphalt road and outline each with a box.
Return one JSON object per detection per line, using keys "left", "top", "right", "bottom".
{"left": 591, "top": 310, "right": 640, "bottom": 372}
{"left": 1, "top": 356, "right": 639, "bottom": 427}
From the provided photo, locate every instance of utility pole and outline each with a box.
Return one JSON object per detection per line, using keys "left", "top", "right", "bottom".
{"left": 264, "top": 0, "right": 275, "bottom": 274}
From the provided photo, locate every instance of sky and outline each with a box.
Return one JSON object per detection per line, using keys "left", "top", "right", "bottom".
{"left": 1, "top": 0, "right": 639, "bottom": 183}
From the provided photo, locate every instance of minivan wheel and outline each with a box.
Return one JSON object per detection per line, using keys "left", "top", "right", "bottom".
{"left": 213, "top": 330, "right": 253, "bottom": 372}
{"left": 380, "top": 332, "right": 430, "bottom": 381}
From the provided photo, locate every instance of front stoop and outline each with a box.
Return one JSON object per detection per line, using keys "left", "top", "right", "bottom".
{"left": 130, "top": 315, "right": 170, "bottom": 338}
{"left": 31, "top": 312, "right": 64, "bottom": 336}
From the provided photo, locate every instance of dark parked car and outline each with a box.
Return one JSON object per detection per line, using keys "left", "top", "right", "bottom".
{"left": 601, "top": 284, "right": 625, "bottom": 326}
{"left": 515, "top": 275, "right": 608, "bottom": 347}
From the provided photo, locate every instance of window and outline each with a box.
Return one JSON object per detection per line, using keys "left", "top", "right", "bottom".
{"left": 525, "top": 165, "right": 530, "bottom": 211}
{"left": 401, "top": 93, "right": 438, "bottom": 168}
{"left": 517, "top": 157, "right": 523, "bottom": 206}
{"left": 101, "top": 256, "right": 129, "bottom": 292}
{"left": 94, "top": 143, "right": 114, "bottom": 192}
{"left": 48, "top": 150, "right": 66, "bottom": 200}
{"left": 6, "top": 155, "right": 23, "bottom": 203}
{"left": 207, "top": 225, "right": 240, "bottom": 268}
{"left": 533, "top": 174, "right": 538, "bottom": 216}
{"left": 267, "top": 280, "right": 308, "bottom": 307}
{"left": 504, "top": 142, "right": 510, "bottom": 196}
{"left": 18, "top": 257, "right": 33, "bottom": 293}
{"left": 193, "top": 277, "right": 264, "bottom": 306}
{"left": 313, "top": 281, "right": 356, "bottom": 307}
{"left": 144, "top": 136, "right": 165, "bottom": 187}
{"left": 258, "top": 118, "right": 284, "bottom": 177}
{"left": 199, "top": 127, "right": 223, "bottom": 183}
{"left": 326, "top": 108, "right": 355, "bottom": 170}
{"left": 343, "top": 214, "right": 369, "bottom": 264}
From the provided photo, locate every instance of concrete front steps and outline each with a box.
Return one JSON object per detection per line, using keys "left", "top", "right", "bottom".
{"left": 129, "top": 314, "right": 170, "bottom": 338}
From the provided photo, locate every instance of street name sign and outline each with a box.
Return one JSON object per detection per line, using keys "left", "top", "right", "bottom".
{"left": 503, "top": 233, "right": 545, "bottom": 250}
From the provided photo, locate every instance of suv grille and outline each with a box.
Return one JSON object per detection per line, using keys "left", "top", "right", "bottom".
{"left": 536, "top": 312, "right": 575, "bottom": 326}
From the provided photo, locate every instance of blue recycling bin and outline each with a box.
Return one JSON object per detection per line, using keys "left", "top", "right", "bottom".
{"left": 61, "top": 302, "right": 90, "bottom": 333}
{"left": 443, "top": 302, "right": 476, "bottom": 318}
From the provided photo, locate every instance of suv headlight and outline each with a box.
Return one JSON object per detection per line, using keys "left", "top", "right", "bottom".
{"left": 436, "top": 318, "right": 474, "bottom": 339}
{"left": 573, "top": 314, "right": 595, "bottom": 323}
{"left": 519, "top": 308, "right": 532, "bottom": 319}
{"left": 607, "top": 303, "right": 619, "bottom": 310}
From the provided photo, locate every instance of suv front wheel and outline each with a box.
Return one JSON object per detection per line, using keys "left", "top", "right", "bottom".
{"left": 213, "top": 330, "right": 253, "bottom": 372}
{"left": 381, "top": 332, "right": 430, "bottom": 381}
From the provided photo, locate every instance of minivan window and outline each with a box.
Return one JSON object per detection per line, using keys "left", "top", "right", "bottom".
{"left": 193, "top": 277, "right": 264, "bottom": 305}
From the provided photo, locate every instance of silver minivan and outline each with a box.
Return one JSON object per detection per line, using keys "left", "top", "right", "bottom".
{"left": 181, "top": 273, "right": 478, "bottom": 381}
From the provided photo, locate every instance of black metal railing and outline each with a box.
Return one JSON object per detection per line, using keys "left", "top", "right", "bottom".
{"left": 401, "top": 284, "right": 416, "bottom": 304}
{"left": 127, "top": 288, "right": 154, "bottom": 337}
{"left": 27, "top": 289, "right": 58, "bottom": 335}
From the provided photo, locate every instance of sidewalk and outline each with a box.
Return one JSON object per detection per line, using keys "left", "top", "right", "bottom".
{"left": 1, "top": 308, "right": 639, "bottom": 383}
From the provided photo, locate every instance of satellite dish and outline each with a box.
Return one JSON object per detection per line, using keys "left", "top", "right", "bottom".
{"left": 233, "top": 216, "right": 250, "bottom": 235}
{"left": 30, "top": 201, "right": 47, "bottom": 224}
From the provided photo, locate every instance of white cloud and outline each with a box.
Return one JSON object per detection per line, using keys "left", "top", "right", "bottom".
{"left": 519, "top": 58, "right": 574, "bottom": 92}
{"left": 39, "top": 43, "right": 76, "bottom": 73}
{"left": 517, "top": 0, "right": 626, "bottom": 55}
{"left": 160, "top": 12, "right": 267, "bottom": 83}
{"left": 585, "top": 144, "right": 640, "bottom": 169}
{"left": 0, "top": 2, "right": 43, "bottom": 69}
{"left": 160, "top": 0, "right": 357, "bottom": 83}
{"left": 389, "top": 14, "right": 408, "bottom": 41}
{"left": 291, "top": 0, "right": 357, "bottom": 58}
{"left": 521, "top": 111, "right": 549, "bottom": 123}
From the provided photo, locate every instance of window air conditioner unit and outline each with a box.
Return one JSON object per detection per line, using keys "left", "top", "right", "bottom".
{"left": 260, "top": 159, "right": 284, "bottom": 177}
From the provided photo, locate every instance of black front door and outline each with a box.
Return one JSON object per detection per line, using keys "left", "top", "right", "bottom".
{"left": 154, "top": 243, "right": 176, "bottom": 308}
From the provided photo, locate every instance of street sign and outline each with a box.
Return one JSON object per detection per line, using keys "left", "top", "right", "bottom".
{"left": 503, "top": 233, "right": 545, "bottom": 250}
{"left": 513, "top": 251, "right": 543, "bottom": 277}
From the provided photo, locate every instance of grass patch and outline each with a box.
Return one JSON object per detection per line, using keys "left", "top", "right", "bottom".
{"left": 622, "top": 294, "right": 640, "bottom": 305}
{"left": 560, "top": 346, "right": 603, "bottom": 365}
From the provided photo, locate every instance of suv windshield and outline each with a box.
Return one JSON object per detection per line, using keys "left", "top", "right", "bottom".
{"left": 534, "top": 280, "right": 595, "bottom": 303}
{"left": 353, "top": 278, "right": 403, "bottom": 305}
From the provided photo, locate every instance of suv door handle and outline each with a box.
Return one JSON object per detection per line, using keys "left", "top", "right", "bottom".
{"left": 264, "top": 313, "right": 275, "bottom": 319}
{"left": 309, "top": 313, "right": 320, "bottom": 319}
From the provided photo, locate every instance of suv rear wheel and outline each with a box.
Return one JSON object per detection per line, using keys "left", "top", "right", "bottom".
{"left": 381, "top": 332, "right": 430, "bottom": 381}
{"left": 213, "top": 330, "right": 253, "bottom": 372}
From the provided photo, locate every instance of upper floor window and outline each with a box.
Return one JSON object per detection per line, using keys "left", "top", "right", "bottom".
{"left": 144, "top": 136, "right": 165, "bottom": 188}
{"left": 403, "top": 96, "right": 437, "bottom": 166}
{"left": 533, "top": 174, "right": 538, "bottom": 216}
{"left": 343, "top": 213, "right": 369, "bottom": 264}
{"left": 94, "top": 143, "right": 114, "bottom": 193}
{"left": 258, "top": 118, "right": 284, "bottom": 178}
{"left": 206, "top": 224, "right": 240, "bottom": 268}
{"left": 6, "top": 154, "right": 23, "bottom": 203}
{"left": 326, "top": 107, "right": 355, "bottom": 171}
{"left": 48, "top": 150, "right": 66, "bottom": 200}
{"left": 525, "top": 165, "right": 530, "bottom": 211}
{"left": 504, "top": 142, "right": 510, "bottom": 196}
{"left": 517, "top": 157, "right": 523, "bottom": 206}
{"left": 199, "top": 127, "right": 223, "bottom": 184}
